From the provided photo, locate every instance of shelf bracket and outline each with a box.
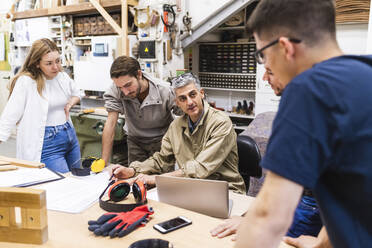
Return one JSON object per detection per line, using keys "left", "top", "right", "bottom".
{"left": 89, "top": 0, "right": 129, "bottom": 55}
{"left": 121, "top": 0, "right": 129, "bottom": 56}
{"left": 182, "top": 0, "right": 254, "bottom": 48}
{"left": 89, "top": 0, "right": 121, "bottom": 35}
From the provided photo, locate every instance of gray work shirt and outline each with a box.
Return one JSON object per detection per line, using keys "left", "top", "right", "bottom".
{"left": 104, "top": 73, "right": 177, "bottom": 141}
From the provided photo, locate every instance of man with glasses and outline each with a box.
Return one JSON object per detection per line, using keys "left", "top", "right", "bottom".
{"left": 235, "top": 0, "right": 372, "bottom": 247}
{"left": 110, "top": 73, "right": 246, "bottom": 194}
{"left": 210, "top": 69, "right": 322, "bottom": 241}
{"left": 103, "top": 56, "right": 178, "bottom": 166}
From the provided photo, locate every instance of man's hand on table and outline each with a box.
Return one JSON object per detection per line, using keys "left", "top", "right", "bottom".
{"left": 110, "top": 164, "right": 135, "bottom": 180}
{"left": 133, "top": 174, "right": 156, "bottom": 186}
{"left": 210, "top": 215, "right": 244, "bottom": 241}
{"left": 283, "top": 226, "right": 332, "bottom": 248}
{"left": 109, "top": 164, "right": 156, "bottom": 186}
{"left": 283, "top": 235, "right": 320, "bottom": 248}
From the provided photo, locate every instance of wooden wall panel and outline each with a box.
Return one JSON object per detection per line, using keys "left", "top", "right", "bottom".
{"left": 336, "top": 0, "right": 370, "bottom": 24}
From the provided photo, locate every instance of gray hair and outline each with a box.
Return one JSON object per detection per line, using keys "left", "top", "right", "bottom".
{"left": 171, "top": 72, "right": 201, "bottom": 90}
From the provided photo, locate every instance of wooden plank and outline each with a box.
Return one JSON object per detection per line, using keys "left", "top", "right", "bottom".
{"left": 0, "top": 156, "right": 44, "bottom": 168}
{"left": 13, "top": 8, "right": 48, "bottom": 20}
{"left": 0, "top": 187, "right": 46, "bottom": 208}
{"left": 335, "top": 0, "right": 370, "bottom": 23}
{"left": 122, "top": 0, "right": 129, "bottom": 55}
{"left": 13, "top": 0, "right": 138, "bottom": 20}
{"left": 0, "top": 165, "right": 18, "bottom": 171}
{"left": 0, "top": 226, "right": 48, "bottom": 244}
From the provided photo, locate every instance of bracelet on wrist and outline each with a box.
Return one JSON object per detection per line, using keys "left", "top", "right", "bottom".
{"left": 131, "top": 167, "right": 137, "bottom": 177}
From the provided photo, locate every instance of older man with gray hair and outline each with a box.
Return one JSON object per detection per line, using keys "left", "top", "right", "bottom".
{"left": 110, "top": 73, "right": 246, "bottom": 194}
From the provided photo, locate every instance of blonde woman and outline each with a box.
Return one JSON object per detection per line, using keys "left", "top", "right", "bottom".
{"left": 0, "top": 38, "right": 82, "bottom": 173}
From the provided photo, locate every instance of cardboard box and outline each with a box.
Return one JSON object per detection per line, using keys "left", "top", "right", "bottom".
{"left": 83, "top": 23, "right": 91, "bottom": 35}
{"left": 89, "top": 16, "right": 97, "bottom": 24}
{"left": 112, "top": 14, "right": 121, "bottom": 24}
{"left": 97, "top": 16, "right": 104, "bottom": 25}
{"left": 97, "top": 24, "right": 105, "bottom": 34}
{"left": 104, "top": 24, "right": 114, "bottom": 34}
{"left": 90, "top": 25, "right": 98, "bottom": 35}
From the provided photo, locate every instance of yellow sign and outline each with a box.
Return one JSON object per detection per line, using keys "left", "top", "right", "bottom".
{"left": 144, "top": 47, "right": 148, "bottom": 53}
{"left": 0, "top": 32, "right": 11, "bottom": 71}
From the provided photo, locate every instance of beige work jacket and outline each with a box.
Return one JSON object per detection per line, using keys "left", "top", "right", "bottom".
{"left": 130, "top": 101, "right": 246, "bottom": 194}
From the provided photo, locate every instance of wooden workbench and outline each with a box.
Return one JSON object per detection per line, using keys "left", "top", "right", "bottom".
{"left": 0, "top": 192, "right": 293, "bottom": 248}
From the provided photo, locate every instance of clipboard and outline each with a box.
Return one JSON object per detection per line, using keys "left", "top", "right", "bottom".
{"left": 0, "top": 167, "right": 64, "bottom": 188}
{"left": 15, "top": 168, "right": 64, "bottom": 187}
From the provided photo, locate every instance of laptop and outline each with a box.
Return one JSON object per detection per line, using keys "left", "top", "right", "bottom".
{"left": 155, "top": 175, "right": 232, "bottom": 218}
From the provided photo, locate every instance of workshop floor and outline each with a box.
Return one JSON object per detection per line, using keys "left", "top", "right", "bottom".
{"left": 0, "top": 137, "right": 16, "bottom": 157}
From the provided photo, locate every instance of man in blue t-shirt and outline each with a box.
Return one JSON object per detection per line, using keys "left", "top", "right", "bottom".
{"left": 235, "top": 1, "right": 372, "bottom": 248}
{"left": 210, "top": 69, "right": 323, "bottom": 241}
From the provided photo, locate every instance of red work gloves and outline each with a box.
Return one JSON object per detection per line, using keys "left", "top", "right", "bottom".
{"left": 88, "top": 205, "right": 154, "bottom": 238}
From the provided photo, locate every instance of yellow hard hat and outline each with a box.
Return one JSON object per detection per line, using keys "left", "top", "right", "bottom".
{"left": 91, "top": 159, "right": 105, "bottom": 173}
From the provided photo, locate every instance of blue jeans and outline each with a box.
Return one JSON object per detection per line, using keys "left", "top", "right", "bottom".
{"left": 286, "top": 195, "right": 323, "bottom": 238}
{"left": 41, "top": 122, "right": 81, "bottom": 173}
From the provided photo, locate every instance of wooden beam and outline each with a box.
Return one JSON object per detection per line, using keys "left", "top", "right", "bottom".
{"left": 0, "top": 156, "right": 45, "bottom": 168}
{"left": 122, "top": 0, "right": 128, "bottom": 55}
{"left": 13, "top": 0, "right": 138, "bottom": 20}
{"left": 0, "top": 165, "right": 18, "bottom": 171}
{"left": 13, "top": 8, "right": 48, "bottom": 20}
{"left": 89, "top": 0, "right": 122, "bottom": 35}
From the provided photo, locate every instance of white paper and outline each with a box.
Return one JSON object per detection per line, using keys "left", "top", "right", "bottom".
{"left": 0, "top": 167, "right": 62, "bottom": 187}
{"left": 33, "top": 171, "right": 110, "bottom": 214}
{"left": 146, "top": 188, "right": 159, "bottom": 201}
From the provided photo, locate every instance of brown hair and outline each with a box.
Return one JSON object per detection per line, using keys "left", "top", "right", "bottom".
{"left": 246, "top": 0, "right": 336, "bottom": 46}
{"left": 110, "top": 56, "right": 141, "bottom": 79}
{"left": 8, "top": 38, "right": 60, "bottom": 97}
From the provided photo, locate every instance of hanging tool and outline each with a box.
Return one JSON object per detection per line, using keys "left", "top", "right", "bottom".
{"left": 162, "top": 9, "right": 168, "bottom": 32}
{"left": 161, "top": 4, "right": 176, "bottom": 33}
{"left": 167, "top": 40, "right": 172, "bottom": 61}
{"left": 183, "top": 11, "right": 192, "bottom": 35}
{"left": 134, "top": 6, "right": 151, "bottom": 29}
{"left": 163, "top": 42, "right": 167, "bottom": 65}
{"left": 150, "top": 10, "right": 160, "bottom": 26}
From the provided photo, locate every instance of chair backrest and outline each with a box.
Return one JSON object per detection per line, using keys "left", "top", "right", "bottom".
{"left": 237, "top": 135, "right": 262, "bottom": 191}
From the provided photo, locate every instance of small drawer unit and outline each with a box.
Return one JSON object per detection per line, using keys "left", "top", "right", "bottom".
{"left": 199, "top": 72, "right": 256, "bottom": 90}
{"left": 199, "top": 43, "right": 256, "bottom": 74}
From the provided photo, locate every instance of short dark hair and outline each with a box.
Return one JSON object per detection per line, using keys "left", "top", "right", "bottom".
{"left": 110, "top": 56, "right": 141, "bottom": 78}
{"left": 246, "top": 0, "right": 336, "bottom": 46}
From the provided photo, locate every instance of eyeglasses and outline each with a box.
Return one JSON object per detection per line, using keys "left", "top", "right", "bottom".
{"left": 254, "top": 38, "right": 301, "bottom": 64}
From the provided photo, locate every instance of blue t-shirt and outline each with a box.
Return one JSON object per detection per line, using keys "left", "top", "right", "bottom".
{"left": 261, "top": 55, "right": 372, "bottom": 247}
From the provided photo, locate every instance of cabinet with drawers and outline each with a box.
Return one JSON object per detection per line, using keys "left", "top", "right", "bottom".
{"left": 197, "top": 42, "right": 257, "bottom": 132}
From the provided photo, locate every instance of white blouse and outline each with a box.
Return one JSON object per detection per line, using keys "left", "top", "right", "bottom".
{"left": 0, "top": 72, "right": 81, "bottom": 162}
{"left": 45, "top": 77, "right": 69, "bottom": 126}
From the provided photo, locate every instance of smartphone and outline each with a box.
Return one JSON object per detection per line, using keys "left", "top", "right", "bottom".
{"left": 153, "top": 216, "right": 192, "bottom": 234}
